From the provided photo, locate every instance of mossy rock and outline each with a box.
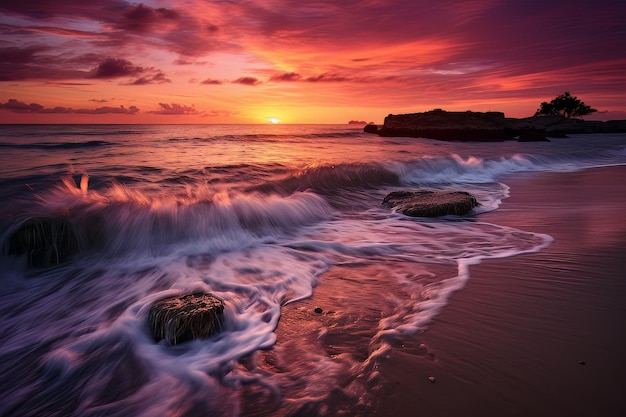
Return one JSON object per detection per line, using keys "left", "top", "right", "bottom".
{"left": 148, "top": 292, "right": 225, "bottom": 345}
{"left": 383, "top": 190, "right": 480, "bottom": 217}
{"left": 7, "top": 217, "right": 83, "bottom": 267}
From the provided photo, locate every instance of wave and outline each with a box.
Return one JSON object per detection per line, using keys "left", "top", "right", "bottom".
{"left": 250, "top": 162, "right": 400, "bottom": 196}
{"left": 1, "top": 177, "right": 335, "bottom": 259}
{"left": 166, "top": 130, "right": 364, "bottom": 144}
{"left": 0, "top": 140, "right": 116, "bottom": 150}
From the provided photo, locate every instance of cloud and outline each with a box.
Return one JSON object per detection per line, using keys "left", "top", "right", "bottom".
{"left": 201, "top": 78, "right": 223, "bottom": 85}
{"left": 74, "top": 105, "right": 139, "bottom": 114}
{"left": 89, "top": 58, "right": 143, "bottom": 79}
{"left": 128, "top": 71, "right": 171, "bottom": 85}
{"left": 150, "top": 103, "right": 201, "bottom": 115}
{"left": 0, "top": 98, "right": 45, "bottom": 112}
{"left": 305, "top": 73, "right": 350, "bottom": 83}
{"left": 116, "top": 4, "right": 180, "bottom": 33}
{"left": 0, "top": 1, "right": 128, "bottom": 20}
{"left": 0, "top": 98, "right": 139, "bottom": 114}
{"left": 87, "top": 58, "right": 171, "bottom": 84}
{"left": 232, "top": 76, "right": 261, "bottom": 86}
{"left": 269, "top": 72, "right": 302, "bottom": 82}
{"left": 0, "top": 45, "right": 87, "bottom": 81}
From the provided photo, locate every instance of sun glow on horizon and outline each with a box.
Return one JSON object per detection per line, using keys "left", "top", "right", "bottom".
{"left": 268, "top": 117, "right": 280, "bottom": 124}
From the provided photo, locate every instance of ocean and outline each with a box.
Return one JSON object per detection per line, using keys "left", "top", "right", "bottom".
{"left": 1, "top": 124, "right": 625, "bottom": 416}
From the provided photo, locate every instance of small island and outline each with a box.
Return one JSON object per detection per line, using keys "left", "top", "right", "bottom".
{"left": 364, "top": 92, "right": 626, "bottom": 141}
{"left": 364, "top": 109, "right": 626, "bottom": 142}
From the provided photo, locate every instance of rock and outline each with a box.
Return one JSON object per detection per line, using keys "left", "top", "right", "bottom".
{"left": 374, "top": 109, "right": 626, "bottom": 141}
{"left": 7, "top": 217, "right": 83, "bottom": 267}
{"left": 149, "top": 292, "right": 224, "bottom": 345}
{"left": 378, "top": 110, "right": 512, "bottom": 141}
{"left": 516, "top": 131, "right": 550, "bottom": 142}
{"left": 314, "top": 307, "right": 323, "bottom": 314}
{"left": 383, "top": 190, "right": 480, "bottom": 217}
{"left": 428, "top": 376, "right": 436, "bottom": 383}
{"left": 363, "top": 124, "right": 379, "bottom": 134}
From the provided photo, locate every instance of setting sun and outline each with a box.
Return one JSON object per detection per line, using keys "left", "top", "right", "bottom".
{"left": 269, "top": 117, "right": 280, "bottom": 124}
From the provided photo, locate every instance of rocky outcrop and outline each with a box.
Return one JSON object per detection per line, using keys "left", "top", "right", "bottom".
{"left": 505, "top": 115, "right": 626, "bottom": 137}
{"left": 6, "top": 217, "right": 84, "bottom": 267}
{"left": 364, "top": 109, "right": 626, "bottom": 141}
{"left": 383, "top": 190, "right": 480, "bottom": 217}
{"left": 149, "top": 292, "right": 224, "bottom": 345}
{"left": 362, "top": 123, "right": 376, "bottom": 134}
{"left": 378, "top": 110, "right": 510, "bottom": 141}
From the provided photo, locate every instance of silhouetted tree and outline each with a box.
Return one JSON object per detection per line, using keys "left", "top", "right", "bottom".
{"left": 535, "top": 91, "right": 597, "bottom": 118}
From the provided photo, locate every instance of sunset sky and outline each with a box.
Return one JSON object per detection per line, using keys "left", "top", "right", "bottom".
{"left": 1, "top": 0, "right": 625, "bottom": 124}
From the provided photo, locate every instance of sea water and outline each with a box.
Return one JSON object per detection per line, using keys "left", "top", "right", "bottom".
{"left": 1, "top": 124, "right": 625, "bottom": 416}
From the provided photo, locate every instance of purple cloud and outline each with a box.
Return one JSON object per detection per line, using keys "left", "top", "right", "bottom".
{"left": 0, "top": 0, "right": 128, "bottom": 20}
{"left": 74, "top": 105, "right": 139, "bottom": 114}
{"left": 150, "top": 103, "right": 201, "bottom": 115}
{"left": 0, "top": 98, "right": 45, "bottom": 113}
{"left": 89, "top": 58, "right": 143, "bottom": 79}
{"left": 0, "top": 45, "right": 87, "bottom": 81}
{"left": 0, "top": 98, "right": 139, "bottom": 114}
{"left": 128, "top": 71, "right": 171, "bottom": 85}
{"left": 117, "top": 4, "right": 180, "bottom": 33}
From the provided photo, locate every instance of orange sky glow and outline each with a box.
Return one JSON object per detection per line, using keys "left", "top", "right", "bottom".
{"left": 1, "top": 0, "right": 625, "bottom": 124}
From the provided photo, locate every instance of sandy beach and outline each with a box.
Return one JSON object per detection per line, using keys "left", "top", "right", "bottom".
{"left": 376, "top": 165, "right": 626, "bottom": 416}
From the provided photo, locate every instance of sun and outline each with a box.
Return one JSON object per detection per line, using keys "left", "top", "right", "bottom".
{"left": 268, "top": 117, "right": 280, "bottom": 124}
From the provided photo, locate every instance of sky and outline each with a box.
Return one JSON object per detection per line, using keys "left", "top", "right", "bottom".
{"left": 1, "top": 0, "right": 625, "bottom": 124}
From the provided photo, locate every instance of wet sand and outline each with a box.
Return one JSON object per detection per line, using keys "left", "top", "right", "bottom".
{"left": 376, "top": 165, "right": 626, "bottom": 417}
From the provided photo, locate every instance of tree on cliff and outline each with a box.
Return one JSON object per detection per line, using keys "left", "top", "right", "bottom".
{"left": 535, "top": 92, "right": 597, "bottom": 118}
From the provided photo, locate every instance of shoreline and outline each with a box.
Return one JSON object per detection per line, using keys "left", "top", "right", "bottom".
{"left": 375, "top": 165, "right": 626, "bottom": 416}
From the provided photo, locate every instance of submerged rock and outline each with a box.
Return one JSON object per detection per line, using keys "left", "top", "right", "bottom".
{"left": 383, "top": 190, "right": 480, "bottom": 217}
{"left": 7, "top": 217, "right": 83, "bottom": 267}
{"left": 363, "top": 124, "right": 379, "bottom": 134}
{"left": 149, "top": 292, "right": 225, "bottom": 345}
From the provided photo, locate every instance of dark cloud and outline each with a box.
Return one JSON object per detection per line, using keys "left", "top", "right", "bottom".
{"left": 269, "top": 72, "right": 302, "bottom": 82}
{"left": 201, "top": 78, "right": 223, "bottom": 85}
{"left": 150, "top": 103, "right": 201, "bottom": 115}
{"left": 0, "top": 98, "right": 45, "bottom": 113}
{"left": 128, "top": 71, "right": 171, "bottom": 85}
{"left": 117, "top": 4, "right": 180, "bottom": 33}
{"left": 86, "top": 58, "right": 170, "bottom": 84}
{"left": 268, "top": 72, "right": 351, "bottom": 83}
{"left": 74, "top": 105, "right": 139, "bottom": 114}
{"left": 0, "top": 0, "right": 128, "bottom": 20}
{"left": 232, "top": 76, "right": 261, "bottom": 86}
{"left": 0, "top": 45, "right": 48, "bottom": 63}
{"left": 305, "top": 73, "right": 350, "bottom": 83}
{"left": 0, "top": 45, "right": 85, "bottom": 81}
{"left": 89, "top": 58, "right": 143, "bottom": 79}
{"left": 0, "top": 98, "right": 139, "bottom": 114}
